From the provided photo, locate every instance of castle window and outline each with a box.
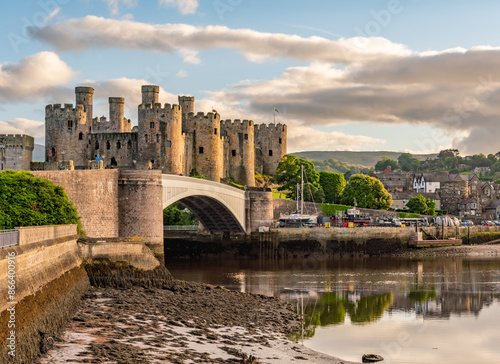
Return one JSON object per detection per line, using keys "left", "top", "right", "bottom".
{"left": 127, "top": 140, "right": 132, "bottom": 149}
{"left": 199, "top": 146, "right": 204, "bottom": 154}
{"left": 156, "top": 134, "right": 160, "bottom": 143}
{"left": 67, "top": 120, "right": 73, "bottom": 129}
{"left": 279, "top": 138, "right": 282, "bottom": 144}
{"left": 244, "top": 134, "right": 248, "bottom": 140}
{"left": 269, "top": 150, "right": 273, "bottom": 156}
{"left": 95, "top": 141, "right": 99, "bottom": 150}
{"left": 89, "top": 126, "right": 92, "bottom": 132}
{"left": 145, "top": 134, "right": 148, "bottom": 143}
{"left": 150, "top": 122, "right": 155, "bottom": 128}
{"left": 232, "top": 149, "right": 236, "bottom": 157}
{"left": 106, "top": 140, "right": 110, "bottom": 150}
{"left": 214, "top": 128, "right": 217, "bottom": 135}
{"left": 117, "top": 141, "right": 121, "bottom": 149}
{"left": 79, "top": 132, "right": 83, "bottom": 140}
{"left": 167, "top": 140, "right": 172, "bottom": 148}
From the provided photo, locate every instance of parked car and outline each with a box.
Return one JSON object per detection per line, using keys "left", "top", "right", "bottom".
{"left": 462, "top": 220, "right": 474, "bottom": 227}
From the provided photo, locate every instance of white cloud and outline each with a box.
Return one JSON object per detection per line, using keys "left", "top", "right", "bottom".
{"left": 31, "top": 16, "right": 411, "bottom": 64}
{"left": 0, "top": 118, "right": 45, "bottom": 143}
{"left": 0, "top": 52, "right": 76, "bottom": 102}
{"left": 103, "top": 0, "right": 137, "bottom": 16}
{"left": 179, "top": 49, "right": 201, "bottom": 64}
{"left": 159, "top": 0, "right": 198, "bottom": 15}
{"left": 176, "top": 69, "right": 187, "bottom": 78}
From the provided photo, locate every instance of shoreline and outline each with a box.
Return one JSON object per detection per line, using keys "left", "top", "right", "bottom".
{"left": 36, "top": 280, "right": 358, "bottom": 364}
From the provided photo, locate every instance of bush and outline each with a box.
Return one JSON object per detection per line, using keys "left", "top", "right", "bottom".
{"left": 0, "top": 171, "right": 83, "bottom": 233}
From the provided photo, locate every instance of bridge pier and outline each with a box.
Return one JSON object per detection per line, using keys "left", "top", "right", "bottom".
{"left": 245, "top": 189, "right": 274, "bottom": 234}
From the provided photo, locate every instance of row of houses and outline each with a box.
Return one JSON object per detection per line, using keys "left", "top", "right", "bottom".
{"left": 374, "top": 172, "right": 500, "bottom": 220}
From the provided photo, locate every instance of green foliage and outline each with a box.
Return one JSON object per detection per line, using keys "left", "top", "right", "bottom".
{"left": 163, "top": 203, "right": 198, "bottom": 226}
{"left": 189, "top": 169, "right": 205, "bottom": 179}
{"left": 0, "top": 171, "right": 82, "bottom": 232}
{"left": 319, "top": 171, "right": 345, "bottom": 203}
{"left": 374, "top": 156, "right": 399, "bottom": 172}
{"left": 405, "top": 194, "right": 436, "bottom": 215}
{"left": 340, "top": 174, "right": 392, "bottom": 210}
{"left": 320, "top": 203, "right": 352, "bottom": 216}
{"left": 276, "top": 155, "right": 320, "bottom": 200}
{"left": 408, "top": 289, "right": 437, "bottom": 304}
{"left": 398, "top": 153, "right": 421, "bottom": 172}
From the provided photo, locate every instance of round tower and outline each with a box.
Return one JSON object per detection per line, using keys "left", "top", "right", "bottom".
{"left": 75, "top": 86, "right": 94, "bottom": 126}
{"left": 221, "top": 119, "right": 255, "bottom": 187}
{"left": 164, "top": 104, "right": 184, "bottom": 175}
{"left": 192, "top": 112, "right": 223, "bottom": 182}
{"left": 178, "top": 95, "right": 195, "bottom": 133}
{"left": 109, "top": 97, "right": 125, "bottom": 132}
{"left": 141, "top": 85, "right": 159, "bottom": 105}
{"left": 254, "top": 123, "right": 287, "bottom": 176}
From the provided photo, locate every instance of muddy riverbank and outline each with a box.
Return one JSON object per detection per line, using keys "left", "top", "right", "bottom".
{"left": 36, "top": 278, "right": 357, "bottom": 363}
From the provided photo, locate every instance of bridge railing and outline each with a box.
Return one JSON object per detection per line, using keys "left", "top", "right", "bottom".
{"left": 163, "top": 225, "right": 199, "bottom": 231}
{"left": 0, "top": 229, "right": 19, "bottom": 248}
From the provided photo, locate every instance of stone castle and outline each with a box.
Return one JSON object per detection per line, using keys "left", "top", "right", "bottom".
{"left": 44, "top": 86, "right": 287, "bottom": 186}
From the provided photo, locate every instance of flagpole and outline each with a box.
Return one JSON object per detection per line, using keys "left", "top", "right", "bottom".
{"left": 273, "top": 105, "right": 275, "bottom": 124}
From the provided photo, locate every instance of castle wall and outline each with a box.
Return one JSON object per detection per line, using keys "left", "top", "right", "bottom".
{"left": 33, "top": 170, "right": 120, "bottom": 238}
{"left": 45, "top": 104, "right": 89, "bottom": 167}
{"left": 254, "top": 123, "right": 287, "bottom": 176}
{"left": 89, "top": 132, "right": 137, "bottom": 169}
{"left": 221, "top": 119, "right": 255, "bottom": 187}
{"left": 0, "top": 134, "right": 34, "bottom": 170}
{"left": 185, "top": 112, "right": 223, "bottom": 182}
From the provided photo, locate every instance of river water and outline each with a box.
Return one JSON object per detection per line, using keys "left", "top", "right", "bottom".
{"left": 165, "top": 255, "right": 500, "bottom": 364}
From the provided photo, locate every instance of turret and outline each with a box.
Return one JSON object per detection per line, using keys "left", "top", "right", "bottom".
{"left": 75, "top": 86, "right": 94, "bottom": 125}
{"left": 109, "top": 97, "right": 130, "bottom": 132}
{"left": 178, "top": 95, "right": 195, "bottom": 133}
{"left": 254, "top": 123, "right": 287, "bottom": 176}
{"left": 141, "top": 85, "right": 159, "bottom": 105}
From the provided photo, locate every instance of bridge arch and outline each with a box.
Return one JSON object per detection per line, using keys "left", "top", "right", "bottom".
{"left": 162, "top": 175, "right": 246, "bottom": 233}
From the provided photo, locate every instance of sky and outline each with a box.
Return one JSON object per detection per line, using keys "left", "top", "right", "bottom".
{"left": 2, "top": 0, "right": 500, "bottom": 155}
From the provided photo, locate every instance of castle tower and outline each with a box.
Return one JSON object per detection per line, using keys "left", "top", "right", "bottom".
{"left": 142, "top": 85, "right": 159, "bottom": 105}
{"left": 221, "top": 119, "right": 255, "bottom": 187}
{"left": 75, "top": 87, "right": 94, "bottom": 127}
{"left": 138, "top": 85, "right": 184, "bottom": 172}
{"left": 254, "top": 123, "right": 287, "bottom": 176}
{"left": 178, "top": 96, "right": 195, "bottom": 133}
{"left": 185, "top": 112, "right": 223, "bottom": 182}
{"left": 108, "top": 97, "right": 131, "bottom": 132}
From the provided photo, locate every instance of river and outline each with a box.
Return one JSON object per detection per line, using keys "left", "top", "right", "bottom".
{"left": 165, "top": 255, "right": 500, "bottom": 364}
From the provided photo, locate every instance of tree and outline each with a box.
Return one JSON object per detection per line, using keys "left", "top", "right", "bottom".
{"left": 302, "top": 182, "right": 325, "bottom": 203}
{"left": 405, "top": 194, "right": 428, "bottom": 214}
{"left": 0, "top": 171, "right": 82, "bottom": 232}
{"left": 340, "top": 174, "right": 392, "bottom": 210}
{"left": 374, "top": 156, "right": 399, "bottom": 172}
{"left": 276, "top": 155, "right": 320, "bottom": 199}
{"left": 163, "top": 203, "right": 198, "bottom": 225}
{"left": 405, "top": 194, "right": 436, "bottom": 215}
{"left": 437, "top": 149, "right": 459, "bottom": 160}
{"left": 397, "top": 153, "right": 421, "bottom": 172}
{"left": 319, "top": 171, "right": 345, "bottom": 203}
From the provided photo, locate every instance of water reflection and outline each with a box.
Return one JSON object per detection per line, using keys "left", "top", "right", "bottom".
{"left": 166, "top": 256, "right": 500, "bottom": 364}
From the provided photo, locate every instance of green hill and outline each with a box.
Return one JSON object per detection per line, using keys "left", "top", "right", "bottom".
{"left": 292, "top": 151, "right": 437, "bottom": 169}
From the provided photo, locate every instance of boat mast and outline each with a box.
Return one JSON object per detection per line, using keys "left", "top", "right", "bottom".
{"left": 300, "top": 164, "right": 304, "bottom": 215}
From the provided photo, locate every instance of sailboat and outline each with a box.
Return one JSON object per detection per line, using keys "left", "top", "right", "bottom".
{"left": 278, "top": 165, "right": 318, "bottom": 227}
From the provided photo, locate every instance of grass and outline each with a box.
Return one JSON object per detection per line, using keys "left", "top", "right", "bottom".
{"left": 398, "top": 212, "right": 421, "bottom": 218}
{"left": 319, "top": 203, "right": 353, "bottom": 216}
{"left": 272, "top": 191, "right": 291, "bottom": 199}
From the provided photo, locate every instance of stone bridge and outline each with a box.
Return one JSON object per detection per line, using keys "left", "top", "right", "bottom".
{"left": 162, "top": 175, "right": 246, "bottom": 232}
{"left": 32, "top": 170, "right": 274, "bottom": 244}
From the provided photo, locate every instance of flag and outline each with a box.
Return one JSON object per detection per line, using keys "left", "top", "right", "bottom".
{"left": 274, "top": 107, "right": 279, "bottom": 113}
{"left": 212, "top": 109, "right": 217, "bottom": 113}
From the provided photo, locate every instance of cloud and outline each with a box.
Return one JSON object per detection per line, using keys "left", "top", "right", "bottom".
{"left": 103, "top": 0, "right": 137, "bottom": 16}
{"left": 31, "top": 16, "right": 411, "bottom": 63}
{"left": 0, "top": 118, "right": 45, "bottom": 143}
{"left": 176, "top": 69, "right": 187, "bottom": 78}
{"left": 159, "top": 0, "right": 198, "bottom": 15}
{"left": 0, "top": 51, "right": 77, "bottom": 103}
{"left": 179, "top": 49, "right": 201, "bottom": 64}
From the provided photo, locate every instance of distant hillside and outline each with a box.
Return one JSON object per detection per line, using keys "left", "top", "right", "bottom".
{"left": 292, "top": 151, "right": 437, "bottom": 169}
{"left": 33, "top": 144, "right": 44, "bottom": 162}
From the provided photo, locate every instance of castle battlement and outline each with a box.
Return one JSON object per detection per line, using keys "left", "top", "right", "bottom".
{"left": 221, "top": 119, "right": 254, "bottom": 127}
{"left": 46, "top": 103, "right": 85, "bottom": 116}
{"left": 254, "top": 123, "right": 286, "bottom": 132}
{"left": 139, "top": 103, "right": 182, "bottom": 112}
{"left": 178, "top": 96, "right": 195, "bottom": 102}
{"left": 0, "top": 134, "right": 35, "bottom": 148}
